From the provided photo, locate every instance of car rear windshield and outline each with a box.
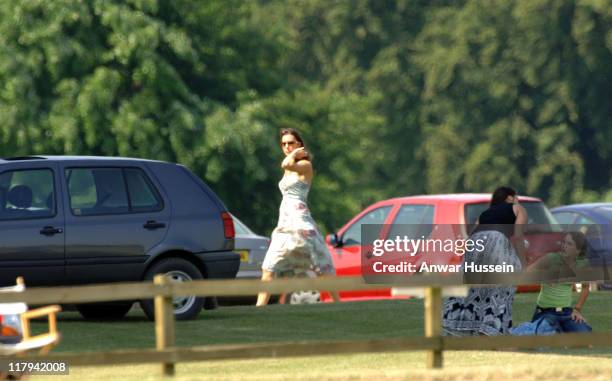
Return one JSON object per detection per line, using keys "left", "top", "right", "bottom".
{"left": 464, "top": 201, "right": 561, "bottom": 233}
{"left": 233, "top": 215, "right": 254, "bottom": 235}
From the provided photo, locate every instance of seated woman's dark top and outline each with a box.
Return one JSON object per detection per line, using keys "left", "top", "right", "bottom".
{"left": 473, "top": 202, "right": 516, "bottom": 237}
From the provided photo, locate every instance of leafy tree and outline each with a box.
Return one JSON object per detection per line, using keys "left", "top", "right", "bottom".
{"left": 200, "top": 85, "right": 385, "bottom": 234}
{"left": 0, "top": 0, "right": 284, "bottom": 161}
{"left": 1, "top": 0, "right": 610, "bottom": 235}
{"left": 415, "top": 0, "right": 611, "bottom": 205}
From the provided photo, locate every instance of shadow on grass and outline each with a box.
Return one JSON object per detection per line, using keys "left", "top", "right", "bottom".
{"left": 56, "top": 314, "right": 151, "bottom": 323}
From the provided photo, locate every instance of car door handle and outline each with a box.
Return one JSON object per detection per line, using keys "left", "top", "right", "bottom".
{"left": 143, "top": 220, "right": 166, "bottom": 230}
{"left": 40, "top": 226, "right": 63, "bottom": 236}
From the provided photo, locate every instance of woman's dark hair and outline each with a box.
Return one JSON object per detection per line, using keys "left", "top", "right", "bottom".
{"left": 490, "top": 186, "right": 517, "bottom": 206}
{"left": 279, "top": 128, "right": 311, "bottom": 161}
{"left": 280, "top": 128, "right": 304, "bottom": 146}
{"left": 568, "top": 231, "right": 587, "bottom": 258}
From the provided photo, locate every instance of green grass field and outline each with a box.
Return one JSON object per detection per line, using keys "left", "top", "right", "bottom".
{"left": 28, "top": 292, "right": 612, "bottom": 381}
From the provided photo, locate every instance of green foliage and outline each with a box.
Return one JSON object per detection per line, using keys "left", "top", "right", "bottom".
{"left": 0, "top": 0, "right": 282, "bottom": 159}
{"left": 0, "top": 0, "right": 610, "bottom": 234}
{"left": 415, "top": 0, "right": 611, "bottom": 206}
{"left": 198, "top": 85, "right": 385, "bottom": 234}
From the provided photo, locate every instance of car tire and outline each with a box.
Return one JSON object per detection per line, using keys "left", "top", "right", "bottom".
{"left": 287, "top": 290, "right": 321, "bottom": 305}
{"left": 285, "top": 270, "right": 321, "bottom": 305}
{"left": 76, "top": 302, "right": 133, "bottom": 320}
{"left": 140, "top": 257, "right": 205, "bottom": 321}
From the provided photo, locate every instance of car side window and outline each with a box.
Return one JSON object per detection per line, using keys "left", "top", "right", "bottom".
{"left": 0, "top": 169, "right": 55, "bottom": 220}
{"left": 553, "top": 212, "right": 577, "bottom": 225}
{"left": 124, "top": 168, "right": 162, "bottom": 212}
{"left": 387, "top": 204, "right": 435, "bottom": 239}
{"left": 575, "top": 214, "right": 602, "bottom": 236}
{"left": 573, "top": 214, "right": 604, "bottom": 252}
{"left": 342, "top": 206, "right": 392, "bottom": 246}
{"left": 575, "top": 214, "right": 594, "bottom": 226}
{"left": 67, "top": 167, "right": 163, "bottom": 216}
{"left": 67, "top": 168, "right": 128, "bottom": 215}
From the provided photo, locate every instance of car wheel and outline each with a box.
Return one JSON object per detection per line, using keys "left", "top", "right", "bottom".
{"left": 76, "top": 302, "right": 133, "bottom": 320}
{"left": 287, "top": 290, "right": 321, "bottom": 305}
{"left": 140, "top": 257, "right": 204, "bottom": 321}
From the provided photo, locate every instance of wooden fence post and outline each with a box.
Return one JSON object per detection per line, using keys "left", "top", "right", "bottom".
{"left": 424, "top": 287, "right": 443, "bottom": 369}
{"left": 154, "top": 275, "right": 176, "bottom": 376}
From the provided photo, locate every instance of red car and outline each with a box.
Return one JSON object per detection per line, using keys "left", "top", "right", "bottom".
{"left": 323, "top": 194, "right": 563, "bottom": 301}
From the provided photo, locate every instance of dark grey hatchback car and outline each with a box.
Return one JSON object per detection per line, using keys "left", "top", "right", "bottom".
{"left": 0, "top": 156, "right": 239, "bottom": 320}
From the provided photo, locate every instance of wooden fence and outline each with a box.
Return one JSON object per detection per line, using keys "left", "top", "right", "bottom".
{"left": 1, "top": 274, "right": 611, "bottom": 377}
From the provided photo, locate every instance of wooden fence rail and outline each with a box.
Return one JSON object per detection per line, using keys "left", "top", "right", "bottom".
{"left": 1, "top": 274, "right": 610, "bottom": 376}
{"left": 1, "top": 269, "right": 608, "bottom": 304}
{"left": 16, "top": 332, "right": 612, "bottom": 367}
{"left": 0, "top": 275, "right": 456, "bottom": 304}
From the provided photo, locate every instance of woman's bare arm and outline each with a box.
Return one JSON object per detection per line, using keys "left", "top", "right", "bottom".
{"left": 281, "top": 148, "right": 313, "bottom": 178}
{"left": 513, "top": 203, "right": 528, "bottom": 264}
{"left": 572, "top": 284, "right": 590, "bottom": 323}
{"left": 526, "top": 252, "right": 556, "bottom": 272}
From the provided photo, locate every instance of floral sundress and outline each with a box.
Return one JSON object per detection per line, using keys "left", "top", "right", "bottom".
{"left": 261, "top": 174, "right": 336, "bottom": 277}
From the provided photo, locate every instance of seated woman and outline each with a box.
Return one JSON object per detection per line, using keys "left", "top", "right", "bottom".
{"left": 527, "top": 231, "right": 592, "bottom": 333}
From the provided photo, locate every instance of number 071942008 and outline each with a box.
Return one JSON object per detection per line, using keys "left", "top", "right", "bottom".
{"left": 0, "top": 360, "right": 69, "bottom": 375}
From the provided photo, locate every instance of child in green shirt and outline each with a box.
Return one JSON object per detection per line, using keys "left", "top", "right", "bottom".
{"left": 529, "top": 231, "right": 592, "bottom": 333}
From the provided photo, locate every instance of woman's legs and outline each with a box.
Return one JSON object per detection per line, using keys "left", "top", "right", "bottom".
{"left": 531, "top": 308, "right": 592, "bottom": 333}
{"left": 558, "top": 310, "right": 593, "bottom": 333}
{"left": 257, "top": 269, "right": 341, "bottom": 305}
{"left": 316, "top": 270, "right": 340, "bottom": 303}
{"left": 329, "top": 290, "right": 341, "bottom": 303}
{"left": 256, "top": 270, "right": 274, "bottom": 307}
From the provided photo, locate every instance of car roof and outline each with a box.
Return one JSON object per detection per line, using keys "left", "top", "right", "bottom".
{"left": 0, "top": 155, "right": 166, "bottom": 164}
{"left": 381, "top": 193, "right": 542, "bottom": 204}
{"left": 552, "top": 203, "right": 612, "bottom": 212}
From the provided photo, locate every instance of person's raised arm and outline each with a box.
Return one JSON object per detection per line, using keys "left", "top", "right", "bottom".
{"left": 527, "top": 252, "right": 556, "bottom": 272}
{"left": 281, "top": 147, "right": 312, "bottom": 176}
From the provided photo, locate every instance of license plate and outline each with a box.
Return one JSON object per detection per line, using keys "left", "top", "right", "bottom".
{"left": 237, "top": 250, "right": 249, "bottom": 262}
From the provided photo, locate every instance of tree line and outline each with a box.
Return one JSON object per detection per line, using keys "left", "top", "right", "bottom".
{"left": 0, "top": 0, "right": 610, "bottom": 234}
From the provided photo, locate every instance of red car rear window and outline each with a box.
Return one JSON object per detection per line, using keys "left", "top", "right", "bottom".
{"left": 464, "top": 202, "right": 560, "bottom": 233}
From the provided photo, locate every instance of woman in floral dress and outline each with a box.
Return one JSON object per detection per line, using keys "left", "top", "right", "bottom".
{"left": 256, "top": 128, "right": 339, "bottom": 306}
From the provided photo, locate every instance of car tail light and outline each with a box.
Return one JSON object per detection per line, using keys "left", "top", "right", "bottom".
{"left": 221, "top": 212, "right": 235, "bottom": 239}
{"left": 1, "top": 324, "right": 20, "bottom": 337}
{"left": 0, "top": 314, "right": 22, "bottom": 338}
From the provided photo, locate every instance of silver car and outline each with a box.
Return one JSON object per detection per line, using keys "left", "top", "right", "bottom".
{"left": 232, "top": 214, "right": 270, "bottom": 279}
